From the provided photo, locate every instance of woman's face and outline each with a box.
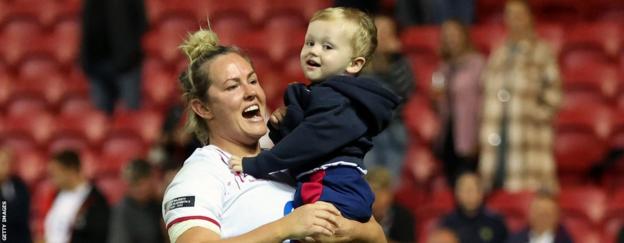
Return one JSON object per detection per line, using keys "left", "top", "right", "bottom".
{"left": 441, "top": 21, "right": 465, "bottom": 57}
{"left": 505, "top": 1, "right": 532, "bottom": 34}
{"left": 202, "top": 53, "right": 268, "bottom": 146}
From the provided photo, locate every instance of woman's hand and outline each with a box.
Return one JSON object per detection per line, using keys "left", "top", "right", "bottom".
{"left": 228, "top": 156, "right": 243, "bottom": 173}
{"left": 303, "top": 216, "right": 388, "bottom": 243}
{"left": 281, "top": 201, "right": 341, "bottom": 240}
{"left": 270, "top": 106, "right": 287, "bottom": 127}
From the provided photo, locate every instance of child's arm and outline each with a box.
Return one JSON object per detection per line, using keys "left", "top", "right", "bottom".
{"left": 267, "top": 83, "right": 309, "bottom": 143}
{"left": 241, "top": 95, "right": 368, "bottom": 177}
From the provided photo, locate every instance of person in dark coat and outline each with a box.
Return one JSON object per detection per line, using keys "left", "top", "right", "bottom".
{"left": 507, "top": 191, "right": 573, "bottom": 243}
{"left": 44, "top": 150, "right": 110, "bottom": 243}
{"left": 80, "top": 0, "right": 147, "bottom": 114}
{"left": 108, "top": 159, "right": 165, "bottom": 243}
{"left": 0, "top": 148, "right": 32, "bottom": 243}
{"left": 440, "top": 172, "right": 508, "bottom": 243}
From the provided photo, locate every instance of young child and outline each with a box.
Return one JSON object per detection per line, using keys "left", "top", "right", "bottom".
{"left": 229, "top": 7, "right": 400, "bottom": 223}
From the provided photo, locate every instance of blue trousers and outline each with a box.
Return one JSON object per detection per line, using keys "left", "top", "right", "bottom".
{"left": 293, "top": 166, "right": 374, "bottom": 223}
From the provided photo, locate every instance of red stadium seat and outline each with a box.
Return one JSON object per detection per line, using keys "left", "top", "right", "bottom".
{"left": 562, "top": 63, "right": 619, "bottom": 103}
{"left": 560, "top": 22, "right": 621, "bottom": 68}
{"left": 15, "top": 56, "right": 69, "bottom": 106}
{"left": 555, "top": 102, "right": 612, "bottom": 180}
{"left": 563, "top": 218, "right": 602, "bottom": 243}
{"left": 476, "top": 0, "right": 506, "bottom": 24}
{"left": 1, "top": 111, "right": 55, "bottom": 146}
{"left": 403, "top": 96, "right": 440, "bottom": 145}
{"left": 80, "top": 148, "right": 100, "bottom": 179}
{"left": 147, "top": 0, "right": 205, "bottom": 23}
{"left": 143, "top": 15, "right": 198, "bottom": 65}
{"left": 471, "top": 24, "right": 507, "bottom": 55}
{"left": 258, "top": 0, "right": 330, "bottom": 25}
{"left": 488, "top": 190, "right": 535, "bottom": 232}
{"left": 212, "top": 15, "right": 254, "bottom": 45}
{"left": 95, "top": 176, "right": 127, "bottom": 205}
{"left": 205, "top": 0, "right": 263, "bottom": 25}
{"left": 229, "top": 31, "right": 274, "bottom": 72}
{"left": 535, "top": 23, "right": 564, "bottom": 55}
{"left": 49, "top": 18, "right": 80, "bottom": 67}
{"left": 559, "top": 186, "right": 607, "bottom": 229}
{"left": 584, "top": 0, "right": 624, "bottom": 22}
{"left": 54, "top": 110, "right": 110, "bottom": 146}
{"left": 0, "top": 64, "right": 14, "bottom": 109}
{"left": 402, "top": 144, "right": 439, "bottom": 186}
{"left": 401, "top": 26, "right": 440, "bottom": 60}
{"left": 58, "top": 95, "right": 94, "bottom": 115}
{"left": 48, "top": 135, "right": 90, "bottom": 155}
{"left": 0, "top": 18, "right": 45, "bottom": 66}
{"left": 13, "top": 149, "right": 47, "bottom": 188}
{"left": 5, "top": 95, "right": 49, "bottom": 118}
{"left": 142, "top": 59, "right": 179, "bottom": 109}
{"left": 417, "top": 189, "right": 454, "bottom": 223}
{"left": 111, "top": 109, "right": 164, "bottom": 144}
{"left": 100, "top": 134, "right": 148, "bottom": 175}
{"left": 266, "top": 29, "right": 305, "bottom": 64}
{"left": 529, "top": 0, "right": 582, "bottom": 23}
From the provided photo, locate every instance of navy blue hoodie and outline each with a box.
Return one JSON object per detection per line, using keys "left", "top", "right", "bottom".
{"left": 242, "top": 75, "right": 401, "bottom": 177}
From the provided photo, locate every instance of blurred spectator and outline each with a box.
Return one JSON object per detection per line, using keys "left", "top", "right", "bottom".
{"left": 80, "top": 0, "right": 148, "bottom": 114}
{"left": 44, "top": 150, "right": 110, "bottom": 243}
{"left": 440, "top": 172, "right": 508, "bottom": 243}
{"left": 362, "top": 15, "right": 416, "bottom": 180}
{"left": 479, "top": 0, "right": 561, "bottom": 192}
{"left": 108, "top": 159, "right": 165, "bottom": 243}
{"left": 395, "top": 0, "right": 474, "bottom": 26}
{"left": 432, "top": 19, "right": 485, "bottom": 187}
{"left": 366, "top": 168, "right": 415, "bottom": 243}
{"left": 427, "top": 228, "right": 459, "bottom": 243}
{"left": 619, "top": 227, "right": 624, "bottom": 243}
{"left": 0, "top": 148, "right": 32, "bottom": 243}
{"left": 149, "top": 103, "right": 200, "bottom": 167}
{"left": 507, "top": 190, "right": 572, "bottom": 243}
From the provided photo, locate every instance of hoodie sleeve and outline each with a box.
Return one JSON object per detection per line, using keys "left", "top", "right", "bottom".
{"left": 243, "top": 89, "right": 367, "bottom": 177}
{"left": 268, "top": 84, "right": 308, "bottom": 143}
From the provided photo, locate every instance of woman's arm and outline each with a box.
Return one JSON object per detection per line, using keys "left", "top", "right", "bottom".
{"left": 308, "top": 216, "right": 387, "bottom": 243}
{"left": 175, "top": 202, "right": 340, "bottom": 243}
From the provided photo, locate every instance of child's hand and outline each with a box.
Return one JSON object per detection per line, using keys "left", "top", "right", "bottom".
{"left": 270, "top": 106, "right": 287, "bottom": 127}
{"left": 229, "top": 155, "right": 243, "bottom": 173}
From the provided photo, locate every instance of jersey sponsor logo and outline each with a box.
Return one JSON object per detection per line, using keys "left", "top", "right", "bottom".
{"left": 165, "top": 196, "right": 196, "bottom": 212}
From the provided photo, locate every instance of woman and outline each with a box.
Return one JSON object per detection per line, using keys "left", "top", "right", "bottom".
{"left": 161, "top": 29, "right": 386, "bottom": 243}
{"left": 432, "top": 19, "right": 485, "bottom": 188}
{"left": 479, "top": 0, "right": 562, "bottom": 192}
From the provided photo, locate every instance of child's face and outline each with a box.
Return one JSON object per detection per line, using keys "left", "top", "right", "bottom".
{"left": 300, "top": 19, "right": 358, "bottom": 82}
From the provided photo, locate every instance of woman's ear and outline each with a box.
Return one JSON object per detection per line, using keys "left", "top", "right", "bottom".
{"left": 190, "top": 99, "right": 214, "bottom": 120}
{"left": 346, "top": 57, "right": 366, "bottom": 74}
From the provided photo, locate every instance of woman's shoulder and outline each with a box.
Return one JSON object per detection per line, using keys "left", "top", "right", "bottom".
{"left": 171, "top": 146, "right": 232, "bottom": 183}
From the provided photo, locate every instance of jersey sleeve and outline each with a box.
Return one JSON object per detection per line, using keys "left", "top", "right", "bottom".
{"left": 162, "top": 162, "right": 226, "bottom": 242}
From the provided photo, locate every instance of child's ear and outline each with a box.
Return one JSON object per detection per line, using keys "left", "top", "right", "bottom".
{"left": 346, "top": 57, "right": 366, "bottom": 74}
{"left": 190, "top": 99, "right": 214, "bottom": 120}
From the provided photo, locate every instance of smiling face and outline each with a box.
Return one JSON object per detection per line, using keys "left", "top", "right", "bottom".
{"left": 195, "top": 53, "right": 268, "bottom": 149}
{"left": 300, "top": 19, "right": 360, "bottom": 82}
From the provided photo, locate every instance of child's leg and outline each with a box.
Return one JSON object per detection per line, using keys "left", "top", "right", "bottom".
{"left": 293, "top": 166, "right": 374, "bottom": 223}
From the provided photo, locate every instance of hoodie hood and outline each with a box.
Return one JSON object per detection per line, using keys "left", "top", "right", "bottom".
{"left": 319, "top": 75, "right": 401, "bottom": 134}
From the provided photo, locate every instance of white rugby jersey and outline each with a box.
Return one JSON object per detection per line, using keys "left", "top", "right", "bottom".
{"left": 162, "top": 145, "right": 295, "bottom": 242}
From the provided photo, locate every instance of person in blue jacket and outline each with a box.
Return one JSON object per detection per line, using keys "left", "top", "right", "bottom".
{"left": 229, "top": 7, "right": 400, "bottom": 223}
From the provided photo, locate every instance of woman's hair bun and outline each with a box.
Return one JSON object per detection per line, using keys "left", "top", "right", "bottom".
{"left": 179, "top": 29, "right": 220, "bottom": 62}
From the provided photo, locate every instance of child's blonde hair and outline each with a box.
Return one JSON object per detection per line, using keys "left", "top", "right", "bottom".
{"left": 310, "top": 7, "right": 377, "bottom": 62}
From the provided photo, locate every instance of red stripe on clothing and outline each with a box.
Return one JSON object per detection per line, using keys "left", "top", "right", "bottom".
{"left": 166, "top": 216, "right": 220, "bottom": 230}
{"left": 300, "top": 170, "right": 326, "bottom": 204}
